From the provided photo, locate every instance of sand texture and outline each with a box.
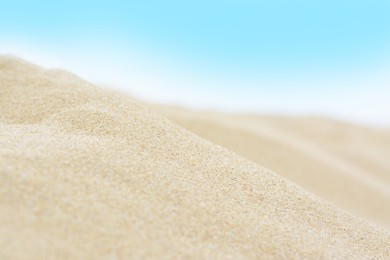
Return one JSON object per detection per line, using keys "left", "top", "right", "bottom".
{"left": 1, "top": 56, "right": 390, "bottom": 259}
{"left": 155, "top": 106, "right": 390, "bottom": 230}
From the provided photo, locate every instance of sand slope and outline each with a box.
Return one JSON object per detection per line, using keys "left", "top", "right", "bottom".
{"left": 155, "top": 107, "right": 390, "bottom": 230}
{"left": 1, "top": 56, "right": 389, "bottom": 259}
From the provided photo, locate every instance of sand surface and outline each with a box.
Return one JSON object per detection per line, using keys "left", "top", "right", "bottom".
{"left": 155, "top": 106, "right": 390, "bottom": 230}
{"left": 1, "top": 56, "right": 390, "bottom": 259}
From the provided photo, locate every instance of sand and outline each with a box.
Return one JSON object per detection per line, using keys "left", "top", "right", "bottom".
{"left": 1, "top": 56, "right": 389, "bottom": 259}
{"left": 155, "top": 106, "right": 390, "bottom": 230}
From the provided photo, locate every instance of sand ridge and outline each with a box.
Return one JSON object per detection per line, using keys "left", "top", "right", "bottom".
{"left": 155, "top": 106, "right": 390, "bottom": 229}
{"left": 1, "top": 56, "right": 390, "bottom": 259}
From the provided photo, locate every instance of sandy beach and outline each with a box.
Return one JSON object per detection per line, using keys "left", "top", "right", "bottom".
{"left": 1, "top": 56, "right": 390, "bottom": 258}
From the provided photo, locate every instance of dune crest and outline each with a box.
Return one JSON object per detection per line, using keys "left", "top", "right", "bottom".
{"left": 1, "top": 56, "right": 389, "bottom": 259}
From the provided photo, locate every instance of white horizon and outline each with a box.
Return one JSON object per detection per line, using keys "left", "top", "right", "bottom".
{"left": 1, "top": 42, "right": 389, "bottom": 128}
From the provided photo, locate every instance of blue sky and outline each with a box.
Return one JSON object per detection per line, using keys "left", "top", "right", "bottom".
{"left": 1, "top": 0, "right": 390, "bottom": 125}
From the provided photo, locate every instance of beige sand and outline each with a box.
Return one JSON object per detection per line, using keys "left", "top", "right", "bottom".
{"left": 154, "top": 106, "right": 390, "bottom": 230}
{"left": 1, "top": 56, "right": 389, "bottom": 259}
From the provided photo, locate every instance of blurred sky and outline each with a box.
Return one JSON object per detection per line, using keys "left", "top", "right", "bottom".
{"left": 1, "top": 0, "right": 390, "bottom": 126}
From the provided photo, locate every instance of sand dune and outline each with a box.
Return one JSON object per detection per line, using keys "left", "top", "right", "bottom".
{"left": 155, "top": 106, "right": 390, "bottom": 229}
{"left": 1, "top": 56, "right": 390, "bottom": 259}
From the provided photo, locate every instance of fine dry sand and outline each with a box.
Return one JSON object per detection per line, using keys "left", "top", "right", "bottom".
{"left": 1, "top": 56, "right": 390, "bottom": 259}
{"left": 154, "top": 106, "right": 390, "bottom": 230}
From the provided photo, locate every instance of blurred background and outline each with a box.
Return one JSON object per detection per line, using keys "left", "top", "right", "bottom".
{"left": 1, "top": 0, "right": 389, "bottom": 126}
